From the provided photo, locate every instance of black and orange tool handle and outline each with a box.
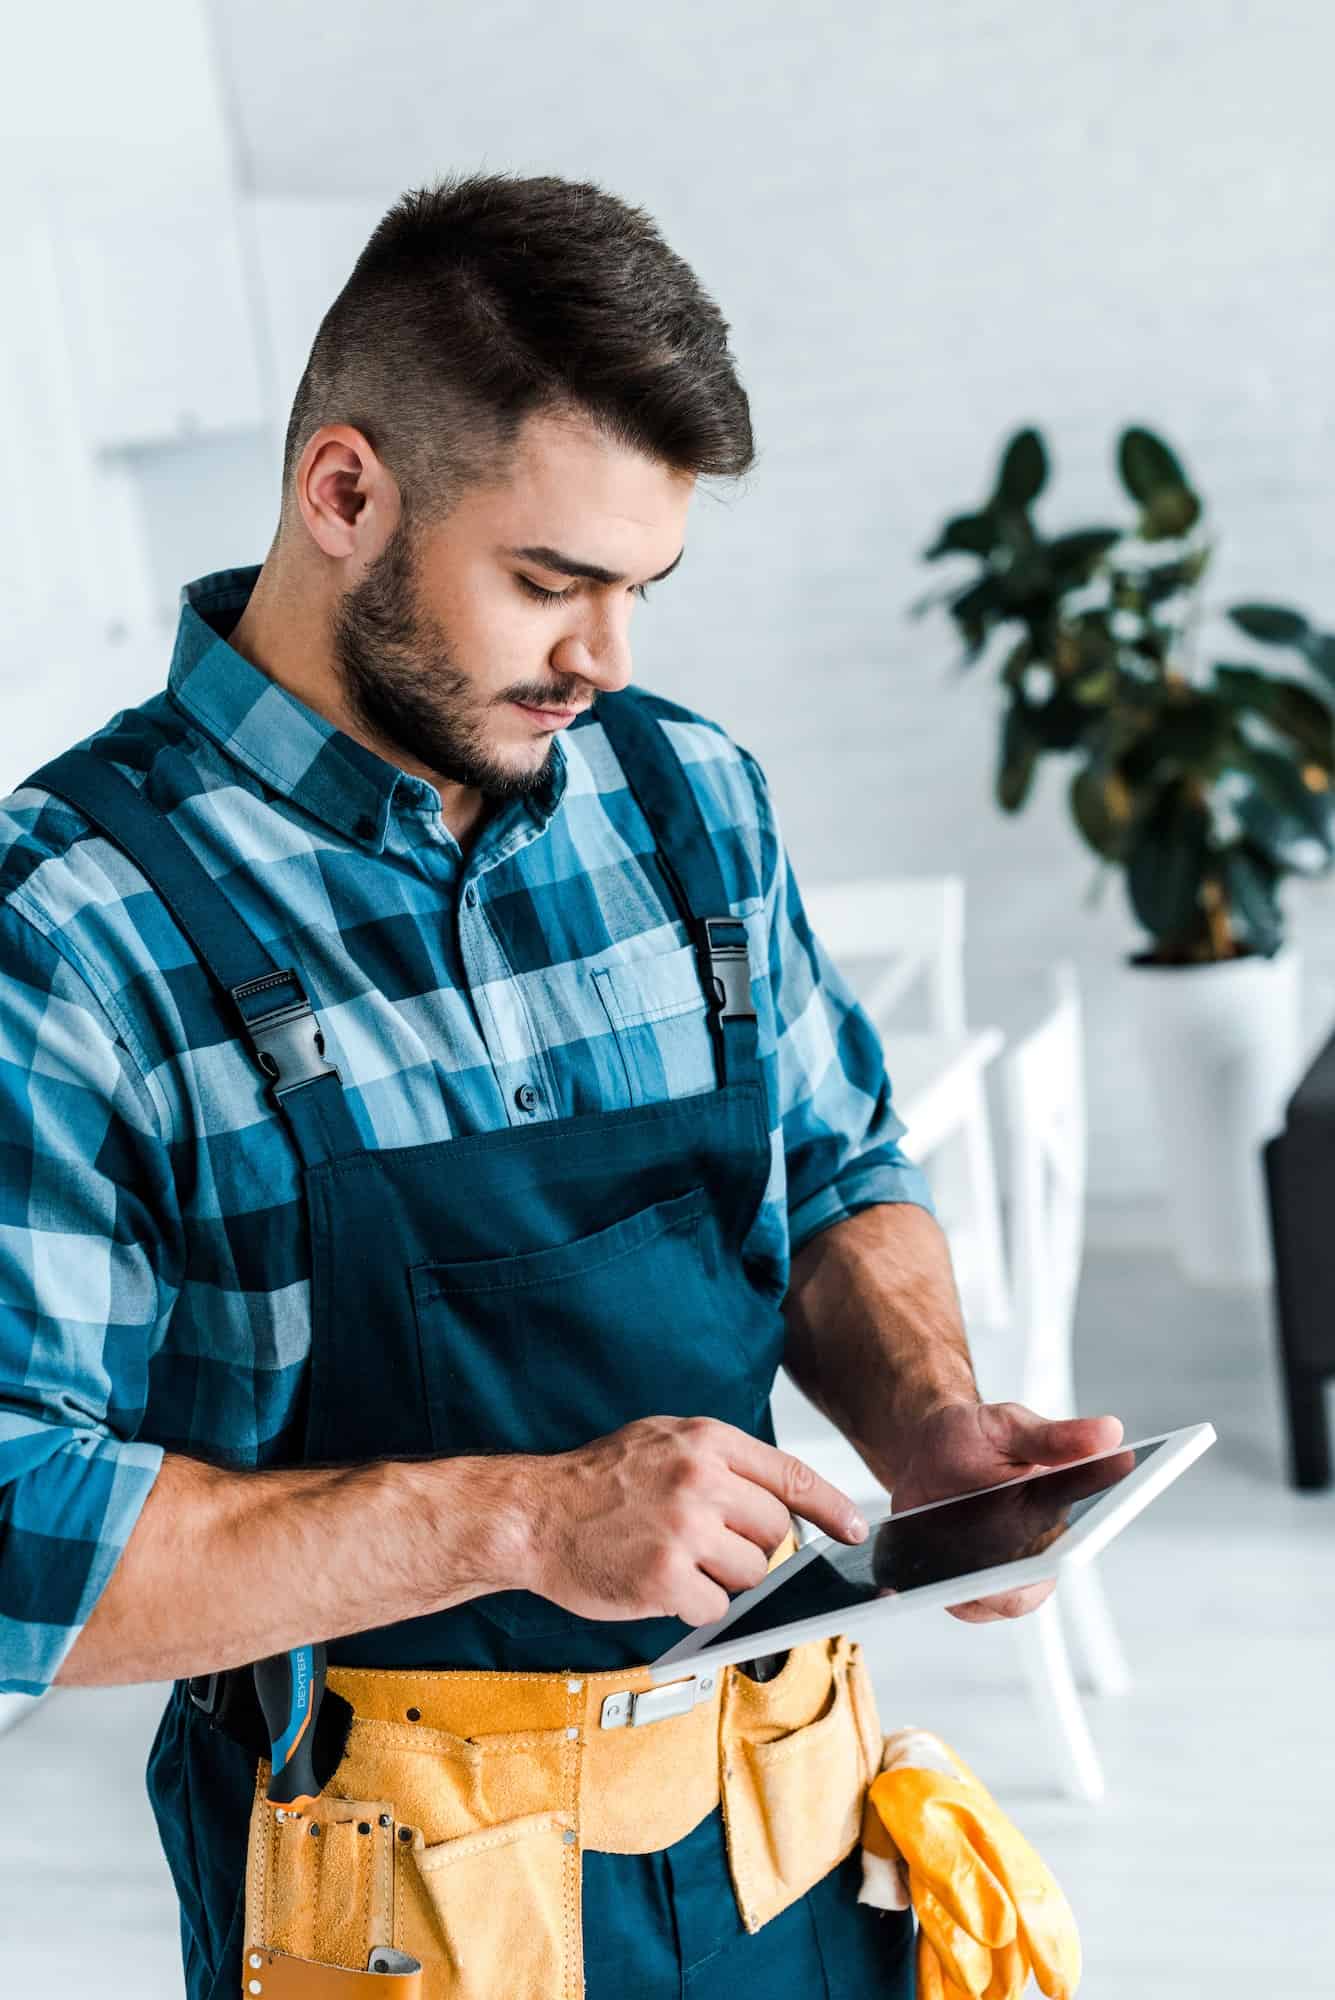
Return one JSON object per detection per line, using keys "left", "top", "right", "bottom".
{"left": 253, "top": 1641, "right": 328, "bottom": 1810}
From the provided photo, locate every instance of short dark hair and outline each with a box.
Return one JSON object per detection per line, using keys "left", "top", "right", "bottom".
{"left": 281, "top": 171, "right": 756, "bottom": 524}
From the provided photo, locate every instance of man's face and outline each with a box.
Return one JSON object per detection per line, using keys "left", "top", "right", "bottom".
{"left": 331, "top": 409, "right": 696, "bottom": 800}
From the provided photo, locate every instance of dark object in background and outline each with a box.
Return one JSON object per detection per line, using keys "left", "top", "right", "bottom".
{"left": 1265, "top": 1032, "right": 1335, "bottom": 1489}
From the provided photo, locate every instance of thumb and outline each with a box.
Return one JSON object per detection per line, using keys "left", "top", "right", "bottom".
{"left": 986, "top": 1406, "right": 1123, "bottom": 1468}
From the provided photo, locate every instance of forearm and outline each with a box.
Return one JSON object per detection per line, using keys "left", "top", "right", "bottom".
{"left": 55, "top": 1447, "right": 533, "bottom": 1687}
{"left": 781, "top": 1202, "right": 979, "bottom": 1490}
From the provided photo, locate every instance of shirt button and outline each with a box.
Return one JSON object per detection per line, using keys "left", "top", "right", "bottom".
{"left": 465, "top": 886, "right": 477, "bottom": 908}
{"left": 514, "top": 1083, "right": 539, "bottom": 1113}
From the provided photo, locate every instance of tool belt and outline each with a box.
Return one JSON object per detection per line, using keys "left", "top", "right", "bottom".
{"left": 206, "top": 1615, "right": 884, "bottom": 1998}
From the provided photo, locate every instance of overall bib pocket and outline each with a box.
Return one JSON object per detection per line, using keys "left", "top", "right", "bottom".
{"left": 409, "top": 1184, "right": 760, "bottom": 1454}
{"left": 719, "top": 1634, "right": 877, "bottom": 1933}
{"left": 409, "top": 1182, "right": 766, "bottom": 1641}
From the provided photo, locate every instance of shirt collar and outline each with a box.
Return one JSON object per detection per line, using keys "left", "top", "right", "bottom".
{"left": 166, "top": 565, "right": 568, "bottom": 851}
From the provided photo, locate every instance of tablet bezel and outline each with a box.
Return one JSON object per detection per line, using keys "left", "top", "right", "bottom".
{"left": 649, "top": 1420, "right": 1215, "bottom": 1680}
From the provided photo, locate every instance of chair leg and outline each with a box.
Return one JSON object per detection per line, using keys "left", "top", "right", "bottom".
{"left": 1282, "top": 1366, "right": 1332, "bottom": 1492}
{"left": 1015, "top": 1597, "right": 1105, "bottom": 1803}
{"left": 960, "top": 1079, "right": 1011, "bottom": 1328}
{"left": 1061, "top": 1563, "right": 1131, "bottom": 1697}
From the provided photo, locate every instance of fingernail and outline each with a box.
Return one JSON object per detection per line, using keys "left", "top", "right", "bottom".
{"left": 849, "top": 1512, "right": 869, "bottom": 1541}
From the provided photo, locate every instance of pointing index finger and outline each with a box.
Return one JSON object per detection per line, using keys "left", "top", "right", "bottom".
{"left": 726, "top": 1431, "right": 869, "bottom": 1544}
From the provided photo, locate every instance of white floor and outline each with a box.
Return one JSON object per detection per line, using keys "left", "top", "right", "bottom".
{"left": 2, "top": 1238, "right": 1332, "bottom": 1996}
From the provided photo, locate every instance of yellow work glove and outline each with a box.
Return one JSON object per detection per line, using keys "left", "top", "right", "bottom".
{"left": 857, "top": 1727, "right": 1081, "bottom": 2000}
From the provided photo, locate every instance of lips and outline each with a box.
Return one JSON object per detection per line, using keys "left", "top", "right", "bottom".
{"left": 513, "top": 701, "right": 586, "bottom": 728}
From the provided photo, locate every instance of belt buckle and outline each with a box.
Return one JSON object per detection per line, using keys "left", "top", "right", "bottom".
{"left": 187, "top": 1672, "right": 221, "bottom": 1717}
{"left": 599, "top": 1671, "right": 718, "bottom": 1731}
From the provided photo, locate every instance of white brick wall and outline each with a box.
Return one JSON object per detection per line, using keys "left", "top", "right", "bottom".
{"left": 13, "top": 0, "right": 1335, "bottom": 1198}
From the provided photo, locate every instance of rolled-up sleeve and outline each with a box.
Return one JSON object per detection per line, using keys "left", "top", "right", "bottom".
{"left": 739, "top": 751, "right": 936, "bottom": 1256}
{"left": 0, "top": 902, "right": 177, "bottom": 1693}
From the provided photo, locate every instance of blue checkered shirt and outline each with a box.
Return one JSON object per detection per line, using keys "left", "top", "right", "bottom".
{"left": 0, "top": 566, "right": 933, "bottom": 1694}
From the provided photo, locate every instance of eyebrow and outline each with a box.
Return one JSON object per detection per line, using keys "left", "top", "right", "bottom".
{"left": 500, "top": 543, "right": 686, "bottom": 587}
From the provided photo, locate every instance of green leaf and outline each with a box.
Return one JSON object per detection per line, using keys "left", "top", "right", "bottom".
{"left": 994, "top": 428, "right": 1048, "bottom": 509}
{"left": 1141, "top": 558, "right": 1205, "bottom": 604}
{"left": 1213, "top": 664, "right": 1335, "bottom": 767}
{"left": 1227, "top": 602, "right": 1311, "bottom": 647}
{"left": 1117, "top": 427, "right": 1191, "bottom": 504}
{"left": 1125, "top": 787, "right": 1211, "bottom": 942}
{"left": 1128, "top": 696, "right": 1231, "bottom": 776}
{"left": 997, "top": 702, "right": 1040, "bottom": 811}
{"left": 1070, "top": 767, "right": 1128, "bottom": 859}
{"left": 1116, "top": 427, "right": 1201, "bottom": 540}
{"left": 1232, "top": 748, "right": 1335, "bottom": 873}
{"left": 1024, "top": 691, "right": 1091, "bottom": 751}
{"left": 1142, "top": 485, "right": 1202, "bottom": 540}
{"left": 1047, "top": 529, "right": 1122, "bottom": 585}
{"left": 1302, "top": 631, "right": 1335, "bottom": 691}
{"left": 1221, "top": 847, "right": 1283, "bottom": 955}
{"left": 924, "top": 511, "right": 997, "bottom": 561}
{"left": 949, "top": 575, "right": 1007, "bottom": 660}
{"left": 1071, "top": 665, "right": 1118, "bottom": 707}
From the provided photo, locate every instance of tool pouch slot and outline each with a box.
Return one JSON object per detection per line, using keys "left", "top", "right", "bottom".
{"left": 719, "top": 1633, "right": 877, "bottom": 1933}
{"left": 245, "top": 1769, "right": 400, "bottom": 1974}
{"left": 255, "top": 1711, "right": 583, "bottom": 2000}
{"left": 400, "top": 1810, "right": 578, "bottom": 2000}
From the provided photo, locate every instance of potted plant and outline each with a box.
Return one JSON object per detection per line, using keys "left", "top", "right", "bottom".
{"left": 914, "top": 425, "right": 1335, "bottom": 1283}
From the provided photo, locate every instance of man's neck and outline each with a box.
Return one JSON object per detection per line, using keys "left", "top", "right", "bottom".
{"left": 224, "top": 563, "right": 487, "bottom": 846}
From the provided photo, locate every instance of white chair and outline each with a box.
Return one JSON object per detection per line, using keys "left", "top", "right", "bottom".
{"left": 802, "top": 875, "right": 1010, "bottom": 1329}
{"left": 772, "top": 871, "right": 1008, "bottom": 1492}
{"left": 803, "top": 876, "right": 968, "bottom": 1037}
{"left": 990, "top": 963, "right": 1130, "bottom": 1803}
{"left": 771, "top": 937, "right": 1128, "bottom": 1803}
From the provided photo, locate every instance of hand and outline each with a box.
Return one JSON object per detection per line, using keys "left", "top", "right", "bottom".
{"left": 509, "top": 1414, "right": 869, "bottom": 1628}
{"left": 891, "top": 1402, "right": 1125, "bottom": 1622}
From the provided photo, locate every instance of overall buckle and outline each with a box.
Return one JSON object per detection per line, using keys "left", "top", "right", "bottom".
{"left": 599, "top": 1671, "right": 719, "bottom": 1730}
{"left": 697, "top": 917, "right": 756, "bottom": 1022}
{"left": 231, "top": 971, "right": 342, "bottom": 1100}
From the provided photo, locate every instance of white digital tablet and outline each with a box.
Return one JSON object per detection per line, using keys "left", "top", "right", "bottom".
{"left": 650, "top": 1423, "right": 1214, "bottom": 1680}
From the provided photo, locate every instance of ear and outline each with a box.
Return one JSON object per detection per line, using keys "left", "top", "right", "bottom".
{"left": 292, "top": 424, "right": 401, "bottom": 561}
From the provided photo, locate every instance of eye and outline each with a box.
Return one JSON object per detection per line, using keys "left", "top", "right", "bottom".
{"left": 517, "top": 576, "right": 572, "bottom": 605}
{"left": 517, "top": 576, "right": 653, "bottom": 606}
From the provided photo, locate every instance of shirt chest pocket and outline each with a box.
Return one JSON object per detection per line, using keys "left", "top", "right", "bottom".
{"left": 592, "top": 941, "right": 717, "bottom": 1106}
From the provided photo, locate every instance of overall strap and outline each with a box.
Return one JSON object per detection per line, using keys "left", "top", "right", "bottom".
{"left": 592, "top": 692, "right": 759, "bottom": 1088}
{"left": 24, "top": 749, "right": 363, "bottom": 1167}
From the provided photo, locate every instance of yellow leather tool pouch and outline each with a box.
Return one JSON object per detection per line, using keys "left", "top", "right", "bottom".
{"left": 718, "top": 1630, "right": 883, "bottom": 1933}
{"left": 245, "top": 1684, "right": 585, "bottom": 2000}
{"left": 241, "top": 1547, "right": 882, "bottom": 1995}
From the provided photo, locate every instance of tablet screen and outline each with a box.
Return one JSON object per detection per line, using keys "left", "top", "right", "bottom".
{"left": 710, "top": 1438, "right": 1157, "bottom": 1651}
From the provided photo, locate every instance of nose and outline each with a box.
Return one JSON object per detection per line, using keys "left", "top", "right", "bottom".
{"left": 553, "top": 602, "right": 634, "bottom": 697}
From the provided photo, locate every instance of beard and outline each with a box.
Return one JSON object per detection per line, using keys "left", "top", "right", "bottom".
{"left": 330, "top": 518, "right": 592, "bottom": 801}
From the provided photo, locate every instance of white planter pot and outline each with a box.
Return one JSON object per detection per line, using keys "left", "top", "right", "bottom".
{"left": 1127, "top": 946, "right": 1302, "bottom": 1286}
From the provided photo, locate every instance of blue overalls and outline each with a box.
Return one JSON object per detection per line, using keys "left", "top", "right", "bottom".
{"left": 33, "top": 691, "right": 913, "bottom": 1999}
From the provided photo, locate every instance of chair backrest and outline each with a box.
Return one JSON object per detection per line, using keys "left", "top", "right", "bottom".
{"left": 1001, "top": 962, "right": 1087, "bottom": 1417}
{"left": 802, "top": 875, "right": 967, "bottom": 1035}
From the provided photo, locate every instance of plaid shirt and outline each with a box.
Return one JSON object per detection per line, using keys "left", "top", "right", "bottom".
{"left": 0, "top": 565, "right": 933, "bottom": 1694}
